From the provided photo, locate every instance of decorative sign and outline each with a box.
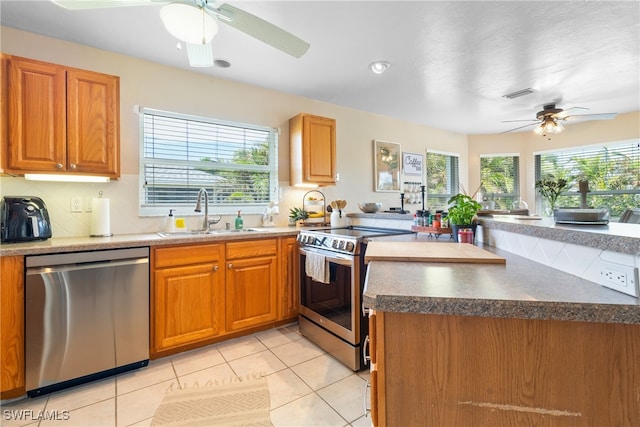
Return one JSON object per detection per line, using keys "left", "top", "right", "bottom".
{"left": 373, "top": 140, "right": 401, "bottom": 192}
{"left": 402, "top": 152, "right": 423, "bottom": 176}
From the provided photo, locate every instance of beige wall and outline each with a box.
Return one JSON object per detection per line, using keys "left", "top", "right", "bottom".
{"left": 1, "top": 27, "right": 638, "bottom": 236}
{"left": 1, "top": 26, "right": 469, "bottom": 236}
{"left": 468, "top": 112, "right": 640, "bottom": 214}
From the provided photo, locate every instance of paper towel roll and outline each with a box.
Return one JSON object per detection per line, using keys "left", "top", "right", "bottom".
{"left": 90, "top": 197, "right": 112, "bottom": 237}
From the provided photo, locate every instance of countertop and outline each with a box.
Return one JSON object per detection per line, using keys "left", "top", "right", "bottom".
{"left": 363, "top": 244, "right": 640, "bottom": 325}
{"left": 0, "top": 227, "right": 299, "bottom": 256}
{"left": 479, "top": 215, "right": 639, "bottom": 255}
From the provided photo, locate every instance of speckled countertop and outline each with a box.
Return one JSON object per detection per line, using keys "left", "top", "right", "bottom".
{"left": 0, "top": 227, "right": 299, "bottom": 256}
{"left": 363, "top": 245, "right": 640, "bottom": 325}
{"left": 479, "top": 215, "right": 639, "bottom": 255}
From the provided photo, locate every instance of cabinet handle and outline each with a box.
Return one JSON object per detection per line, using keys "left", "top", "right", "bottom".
{"left": 56, "top": 163, "right": 63, "bottom": 169}
{"left": 70, "top": 163, "right": 77, "bottom": 169}
{"left": 213, "top": 265, "right": 219, "bottom": 271}
{"left": 363, "top": 335, "right": 371, "bottom": 364}
{"left": 228, "top": 263, "right": 233, "bottom": 269}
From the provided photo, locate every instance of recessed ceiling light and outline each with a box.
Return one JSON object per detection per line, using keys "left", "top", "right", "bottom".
{"left": 214, "top": 59, "right": 231, "bottom": 68}
{"left": 369, "top": 61, "right": 391, "bottom": 74}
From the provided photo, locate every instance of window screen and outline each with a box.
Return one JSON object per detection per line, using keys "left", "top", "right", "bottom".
{"left": 140, "top": 108, "right": 278, "bottom": 215}
{"left": 426, "top": 151, "right": 460, "bottom": 209}
{"left": 480, "top": 154, "right": 520, "bottom": 209}
{"left": 535, "top": 140, "right": 640, "bottom": 217}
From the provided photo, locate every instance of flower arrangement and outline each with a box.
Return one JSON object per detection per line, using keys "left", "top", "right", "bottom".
{"left": 535, "top": 178, "right": 568, "bottom": 211}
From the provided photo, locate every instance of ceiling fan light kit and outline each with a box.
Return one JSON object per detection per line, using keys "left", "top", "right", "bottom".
{"left": 160, "top": 3, "right": 218, "bottom": 45}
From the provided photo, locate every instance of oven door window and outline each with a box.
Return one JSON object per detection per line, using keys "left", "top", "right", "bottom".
{"left": 300, "top": 254, "right": 353, "bottom": 331}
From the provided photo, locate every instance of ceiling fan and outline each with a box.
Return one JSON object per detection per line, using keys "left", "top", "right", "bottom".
{"left": 49, "top": 0, "right": 310, "bottom": 67}
{"left": 501, "top": 103, "right": 618, "bottom": 136}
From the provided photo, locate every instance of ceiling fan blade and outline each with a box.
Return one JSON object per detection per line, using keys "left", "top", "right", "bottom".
{"left": 563, "top": 113, "right": 618, "bottom": 121}
{"left": 501, "top": 119, "right": 539, "bottom": 123}
{"left": 553, "top": 106, "right": 589, "bottom": 119}
{"left": 50, "top": 0, "right": 165, "bottom": 9}
{"left": 500, "top": 122, "right": 539, "bottom": 134}
{"left": 210, "top": 3, "right": 310, "bottom": 58}
{"left": 186, "top": 42, "right": 213, "bottom": 67}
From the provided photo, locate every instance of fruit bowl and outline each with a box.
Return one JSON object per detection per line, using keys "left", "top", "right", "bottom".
{"left": 358, "top": 203, "right": 382, "bottom": 213}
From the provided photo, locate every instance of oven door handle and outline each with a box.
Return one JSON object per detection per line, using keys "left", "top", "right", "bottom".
{"left": 299, "top": 247, "right": 355, "bottom": 266}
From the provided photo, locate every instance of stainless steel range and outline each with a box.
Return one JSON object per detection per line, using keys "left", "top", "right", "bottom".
{"left": 297, "top": 226, "right": 415, "bottom": 370}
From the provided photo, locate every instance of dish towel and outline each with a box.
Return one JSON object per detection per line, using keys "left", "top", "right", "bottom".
{"left": 305, "top": 252, "right": 329, "bottom": 284}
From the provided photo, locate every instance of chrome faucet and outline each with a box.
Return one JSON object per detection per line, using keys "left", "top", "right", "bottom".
{"left": 194, "top": 188, "right": 209, "bottom": 231}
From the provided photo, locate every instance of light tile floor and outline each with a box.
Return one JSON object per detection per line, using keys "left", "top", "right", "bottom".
{"left": 1, "top": 324, "right": 373, "bottom": 427}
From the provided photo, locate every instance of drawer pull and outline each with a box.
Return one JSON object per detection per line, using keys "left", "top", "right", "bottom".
{"left": 363, "top": 335, "right": 371, "bottom": 364}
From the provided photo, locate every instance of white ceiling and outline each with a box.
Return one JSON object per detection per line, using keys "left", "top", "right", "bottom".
{"left": 1, "top": 0, "right": 639, "bottom": 135}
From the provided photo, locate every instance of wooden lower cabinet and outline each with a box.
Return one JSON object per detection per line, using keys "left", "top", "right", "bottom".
{"left": 371, "top": 311, "right": 640, "bottom": 427}
{"left": 225, "top": 239, "right": 278, "bottom": 331}
{"left": 279, "top": 236, "right": 299, "bottom": 320}
{"left": 152, "top": 244, "right": 225, "bottom": 354}
{"left": 0, "top": 256, "right": 25, "bottom": 399}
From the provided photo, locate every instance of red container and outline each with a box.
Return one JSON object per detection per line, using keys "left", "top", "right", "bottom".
{"left": 458, "top": 228, "right": 474, "bottom": 244}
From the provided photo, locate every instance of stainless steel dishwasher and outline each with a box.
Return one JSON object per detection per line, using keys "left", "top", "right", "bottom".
{"left": 25, "top": 247, "right": 149, "bottom": 397}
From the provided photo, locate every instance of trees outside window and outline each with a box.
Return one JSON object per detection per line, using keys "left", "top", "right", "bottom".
{"left": 480, "top": 155, "right": 519, "bottom": 210}
{"left": 535, "top": 140, "right": 639, "bottom": 218}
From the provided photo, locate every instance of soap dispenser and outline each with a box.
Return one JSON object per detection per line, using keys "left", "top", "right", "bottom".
{"left": 165, "top": 209, "right": 176, "bottom": 233}
{"left": 235, "top": 210, "right": 244, "bottom": 230}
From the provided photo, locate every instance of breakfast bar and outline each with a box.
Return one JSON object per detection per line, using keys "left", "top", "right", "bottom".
{"left": 363, "top": 245, "right": 640, "bottom": 426}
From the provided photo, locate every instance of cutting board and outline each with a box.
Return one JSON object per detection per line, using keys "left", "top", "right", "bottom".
{"left": 365, "top": 241, "right": 506, "bottom": 264}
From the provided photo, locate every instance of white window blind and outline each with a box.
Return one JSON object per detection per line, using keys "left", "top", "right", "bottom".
{"left": 535, "top": 140, "right": 639, "bottom": 217}
{"left": 426, "top": 151, "right": 460, "bottom": 209}
{"left": 139, "top": 108, "right": 278, "bottom": 216}
{"left": 480, "top": 154, "right": 520, "bottom": 209}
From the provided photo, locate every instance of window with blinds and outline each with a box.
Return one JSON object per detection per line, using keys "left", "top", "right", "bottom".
{"left": 480, "top": 154, "right": 520, "bottom": 209}
{"left": 535, "top": 140, "right": 640, "bottom": 218}
{"left": 426, "top": 151, "right": 460, "bottom": 209}
{"left": 139, "top": 108, "right": 278, "bottom": 216}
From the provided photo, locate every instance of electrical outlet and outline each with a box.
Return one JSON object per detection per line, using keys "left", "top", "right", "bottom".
{"left": 70, "top": 197, "right": 82, "bottom": 213}
{"left": 597, "top": 261, "right": 639, "bottom": 297}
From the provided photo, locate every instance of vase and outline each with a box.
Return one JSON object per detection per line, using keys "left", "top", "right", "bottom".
{"left": 451, "top": 223, "right": 477, "bottom": 243}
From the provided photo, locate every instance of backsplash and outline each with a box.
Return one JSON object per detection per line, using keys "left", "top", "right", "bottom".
{"left": 0, "top": 175, "right": 319, "bottom": 237}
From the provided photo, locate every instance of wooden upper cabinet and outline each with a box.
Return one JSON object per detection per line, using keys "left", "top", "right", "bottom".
{"left": 289, "top": 113, "right": 336, "bottom": 186}
{"left": 3, "top": 55, "right": 120, "bottom": 178}
{"left": 66, "top": 68, "right": 119, "bottom": 176}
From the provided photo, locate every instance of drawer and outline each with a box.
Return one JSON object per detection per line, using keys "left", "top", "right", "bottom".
{"left": 226, "top": 239, "right": 277, "bottom": 260}
{"left": 154, "top": 243, "right": 222, "bottom": 268}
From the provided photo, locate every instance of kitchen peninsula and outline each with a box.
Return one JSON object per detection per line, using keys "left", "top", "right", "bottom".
{"left": 363, "top": 240, "right": 640, "bottom": 426}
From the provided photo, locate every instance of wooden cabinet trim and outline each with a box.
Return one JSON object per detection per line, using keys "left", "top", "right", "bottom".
{"left": 226, "top": 238, "right": 277, "bottom": 260}
{"left": 1, "top": 256, "right": 25, "bottom": 397}
{"left": 154, "top": 243, "right": 222, "bottom": 268}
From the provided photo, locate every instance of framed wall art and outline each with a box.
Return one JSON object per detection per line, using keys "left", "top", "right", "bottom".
{"left": 373, "top": 140, "right": 401, "bottom": 192}
{"left": 402, "top": 152, "right": 423, "bottom": 176}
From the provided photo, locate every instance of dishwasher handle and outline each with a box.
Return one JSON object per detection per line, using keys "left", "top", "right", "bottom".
{"left": 27, "top": 257, "right": 148, "bottom": 275}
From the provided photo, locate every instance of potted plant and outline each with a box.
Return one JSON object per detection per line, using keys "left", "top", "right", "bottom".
{"left": 447, "top": 193, "right": 482, "bottom": 242}
{"left": 535, "top": 178, "right": 568, "bottom": 215}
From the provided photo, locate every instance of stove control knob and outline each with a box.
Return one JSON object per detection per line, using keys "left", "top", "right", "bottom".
{"left": 338, "top": 240, "right": 345, "bottom": 250}
{"left": 345, "top": 242, "right": 355, "bottom": 253}
{"left": 332, "top": 240, "right": 339, "bottom": 249}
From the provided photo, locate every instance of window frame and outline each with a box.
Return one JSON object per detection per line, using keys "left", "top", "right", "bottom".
{"left": 426, "top": 149, "right": 460, "bottom": 210}
{"left": 534, "top": 139, "right": 640, "bottom": 218}
{"left": 479, "top": 152, "right": 520, "bottom": 210}
{"left": 138, "top": 107, "right": 279, "bottom": 217}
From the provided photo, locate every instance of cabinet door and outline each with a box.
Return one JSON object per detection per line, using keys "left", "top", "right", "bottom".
{"left": 154, "top": 262, "right": 224, "bottom": 352}
{"left": 6, "top": 56, "right": 66, "bottom": 172}
{"left": 0, "top": 256, "right": 25, "bottom": 398}
{"left": 303, "top": 114, "right": 336, "bottom": 184}
{"left": 279, "top": 236, "right": 299, "bottom": 320}
{"left": 66, "top": 68, "right": 120, "bottom": 177}
{"left": 226, "top": 255, "right": 278, "bottom": 331}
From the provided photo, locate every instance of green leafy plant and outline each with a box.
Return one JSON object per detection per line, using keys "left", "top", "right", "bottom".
{"left": 535, "top": 178, "right": 568, "bottom": 211}
{"left": 288, "top": 207, "right": 309, "bottom": 222}
{"left": 447, "top": 193, "right": 482, "bottom": 225}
